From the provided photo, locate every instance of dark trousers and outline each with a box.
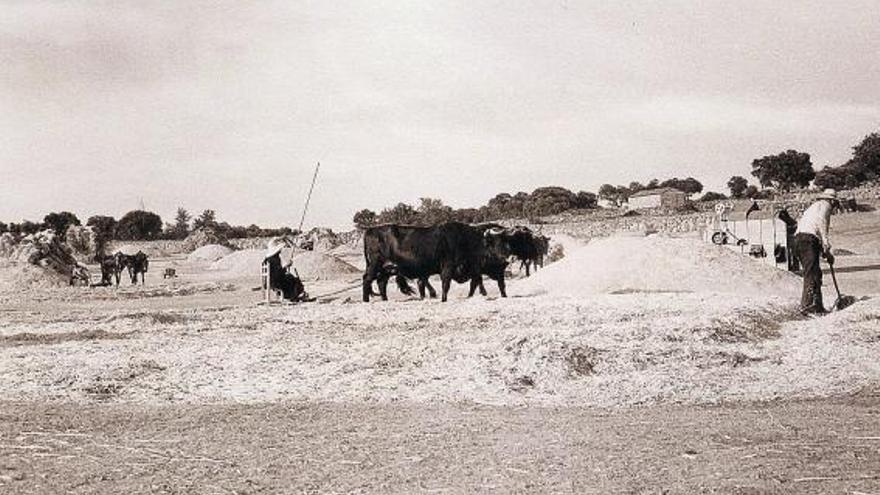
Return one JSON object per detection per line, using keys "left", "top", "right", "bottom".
{"left": 265, "top": 255, "right": 305, "bottom": 301}
{"left": 795, "top": 233, "right": 823, "bottom": 313}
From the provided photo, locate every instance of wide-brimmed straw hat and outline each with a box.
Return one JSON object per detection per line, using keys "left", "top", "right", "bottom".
{"left": 816, "top": 188, "right": 838, "bottom": 201}
{"left": 264, "top": 241, "right": 283, "bottom": 258}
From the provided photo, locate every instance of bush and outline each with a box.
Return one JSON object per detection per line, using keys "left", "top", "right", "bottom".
{"left": 115, "top": 210, "right": 163, "bottom": 241}
{"left": 353, "top": 209, "right": 378, "bottom": 229}
{"left": 751, "top": 150, "right": 815, "bottom": 191}
{"left": 43, "top": 211, "right": 80, "bottom": 240}
{"left": 699, "top": 191, "right": 727, "bottom": 202}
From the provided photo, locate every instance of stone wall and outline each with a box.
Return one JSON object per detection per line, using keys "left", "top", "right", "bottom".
{"left": 504, "top": 212, "right": 716, "bottom": 240}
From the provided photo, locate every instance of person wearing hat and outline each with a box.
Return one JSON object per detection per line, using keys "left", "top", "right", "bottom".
{"left": 263, "top": 240, "right": 306, "bottom": 302}
{"left": 794, "top": 189, "right": 840, "bottom": 314}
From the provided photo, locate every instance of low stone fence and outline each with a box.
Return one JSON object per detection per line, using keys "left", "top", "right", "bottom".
{"left": 515, "top": 189, "right": 875, "bottom": 242}
{"left": 504, "top": 212, "right": 717, "bottom": 241}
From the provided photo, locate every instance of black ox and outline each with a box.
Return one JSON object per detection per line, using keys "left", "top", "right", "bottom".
{"left": 390, "top": 222, "right": 516, "bottom": 300}
{"left": 362, "top": 222, "right": 510, "bottom": 302}
{"left": 118, "top": 251, "right": 149, "bottom": 285}
{"left": 506, "top": 226, "right": 550, "bottom": 276}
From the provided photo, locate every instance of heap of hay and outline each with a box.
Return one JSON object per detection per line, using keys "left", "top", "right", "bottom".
{"left": 517, "top": 235, "right": 800, "bottom": 297}
{"left": 0, "top": 260, "right": 69, "bottom": 291}
{"left": 210, "top": 249, "right": 265, "bottom": 275}
{"left": 0, "top": 230, "right": 84, "bottom": 289}
{"left": 288, "top": 251, "right": 361, "bottom": 280}
{"left": 0, "top": 233, "right": 16, "bottom": 259}
{"left": 187, "top": 244, "right": 234, "bottom": 263}
{"left": 210, "top": 248, "right": 360, "bottom": 281}
{"left": 545, "top": 239, "right": 565, "bottom": 265}
{"left": 181, "top": 227, "right": 233, "bottom": 253}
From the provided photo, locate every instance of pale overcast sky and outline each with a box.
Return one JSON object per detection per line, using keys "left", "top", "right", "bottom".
{"left": 2, "top": 1, "right": 878, "bottom": 229}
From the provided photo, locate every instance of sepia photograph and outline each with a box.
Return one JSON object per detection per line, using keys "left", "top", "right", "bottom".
{"left": 1, "top": 1, "right": 879, "bottom": 493}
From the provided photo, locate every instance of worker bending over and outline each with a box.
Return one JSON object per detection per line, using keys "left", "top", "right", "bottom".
{"left": 794, "top": 189, "right": 840, "bottom": 314}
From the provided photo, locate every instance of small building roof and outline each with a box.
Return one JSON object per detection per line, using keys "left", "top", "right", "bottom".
{"left": 629, "top": 187, "right": 685, "bottom": 198}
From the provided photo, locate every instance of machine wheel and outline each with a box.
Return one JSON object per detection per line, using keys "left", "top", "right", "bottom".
{"left": 711, "top": 232, "right": 728, "bottom": 245}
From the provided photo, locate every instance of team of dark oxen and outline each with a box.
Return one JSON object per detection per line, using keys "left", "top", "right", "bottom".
{"left": 95, "top": 251, "right": 149, "bottom": 286}
{"left": 362, "top": 222, "right": 549, "bottom": 302}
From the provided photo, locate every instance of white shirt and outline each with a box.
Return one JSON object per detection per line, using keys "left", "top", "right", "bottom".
{"left": 796, "top": 200, "right": 833, "bottom": 250}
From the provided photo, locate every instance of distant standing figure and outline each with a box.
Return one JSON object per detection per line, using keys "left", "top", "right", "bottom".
{"left": 794, "top": 189, "right": 839, "bottom": 314}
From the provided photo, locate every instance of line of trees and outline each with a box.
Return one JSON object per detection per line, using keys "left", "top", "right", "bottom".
{"left": 352, "top": 187, "right": 599, "bottom": 229}
{"left": 353, "top": 130, "right": 879, "bottom": 228}
{"left": 0, "top": 208, "right": 293, "bottom": 242}
{"left": 160, "top": 208, "right": 293, "bottom": 241}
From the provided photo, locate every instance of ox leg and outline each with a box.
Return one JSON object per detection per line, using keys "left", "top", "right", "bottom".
{"left": 525, "top": 260, "right": 531, "bottom": 277}
{"left": 468, "top": 277, "right": 480, "bottom": 297}
{"left": 377, "top": 275, "right": 389, "bottom": 301}
{"left": 417, "top": 279, "right": 426, "bottom": 300}
{"left": 362, "top": 273, "right": 372, "bottom": 302}
{"left": 440, "top": 269, "right": 453, "bottom": 303}
{"left": 497, "top": 276, "right": 507, "bottom": 298}
{"left": 363, "top": 270, "right": 378, "bottom": 302}
{"left": 425, "top": 279, "right": 437, "bottom": 299}
{"left": 363, "top": 261, "right": 383, "bottom": 302}
{"left": 394, "top": 275, "right": 416, "bottom": 297}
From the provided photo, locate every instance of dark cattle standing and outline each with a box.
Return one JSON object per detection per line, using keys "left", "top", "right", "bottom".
{"left": 362, "top": 222, "right": 509, "bottom": 302}
{"left": 118, "top": 251, "right": 149, "bottom": 285}
{"left": 500, "top": 226, "right": 549, "bottom": 277}
{"left": 382, "top": 223, "right": 519, "bottom": 300}
{"left": 520, "top": 234, "right": 550, "bottom": 276}
{"left": 467, "top": 223, "right": 515, "bottom": 297}
{"left": 95, "top": 253, "right": 124, "bottom": 286}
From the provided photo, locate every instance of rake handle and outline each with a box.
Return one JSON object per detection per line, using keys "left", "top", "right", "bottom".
{"left": 827, "top": 257, "right": 843, "bottom": 301}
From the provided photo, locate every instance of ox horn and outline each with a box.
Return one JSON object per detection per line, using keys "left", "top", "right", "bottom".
{"left": 484, "top": 227, "right": 506, "bottom": 237}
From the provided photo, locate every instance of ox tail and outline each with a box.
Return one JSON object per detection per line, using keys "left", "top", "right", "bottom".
{"left": 362, "top": 235, "right": 370, "bottom": 269}
{"left": 395, "top": 276, "right": 415, "bottom": 296}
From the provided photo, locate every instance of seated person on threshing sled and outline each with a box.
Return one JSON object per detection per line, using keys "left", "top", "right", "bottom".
{"left": 263, "top": 241, "right": 309, "bottom": 302}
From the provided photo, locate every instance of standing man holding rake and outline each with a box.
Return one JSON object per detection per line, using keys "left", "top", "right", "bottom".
{"left": 794, "top": 189, "right": 840, "bottom": 315}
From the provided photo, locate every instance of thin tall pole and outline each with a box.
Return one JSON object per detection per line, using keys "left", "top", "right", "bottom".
{"left": 298, "top": 162, "right": 321, "bottom": 231}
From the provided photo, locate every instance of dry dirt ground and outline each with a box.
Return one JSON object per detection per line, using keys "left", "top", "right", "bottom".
{"left": 2, "top": 392, "right": 879, "bottom": 494}
{"left": 1, "top": 220, "right": 879, "bottom": 494}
